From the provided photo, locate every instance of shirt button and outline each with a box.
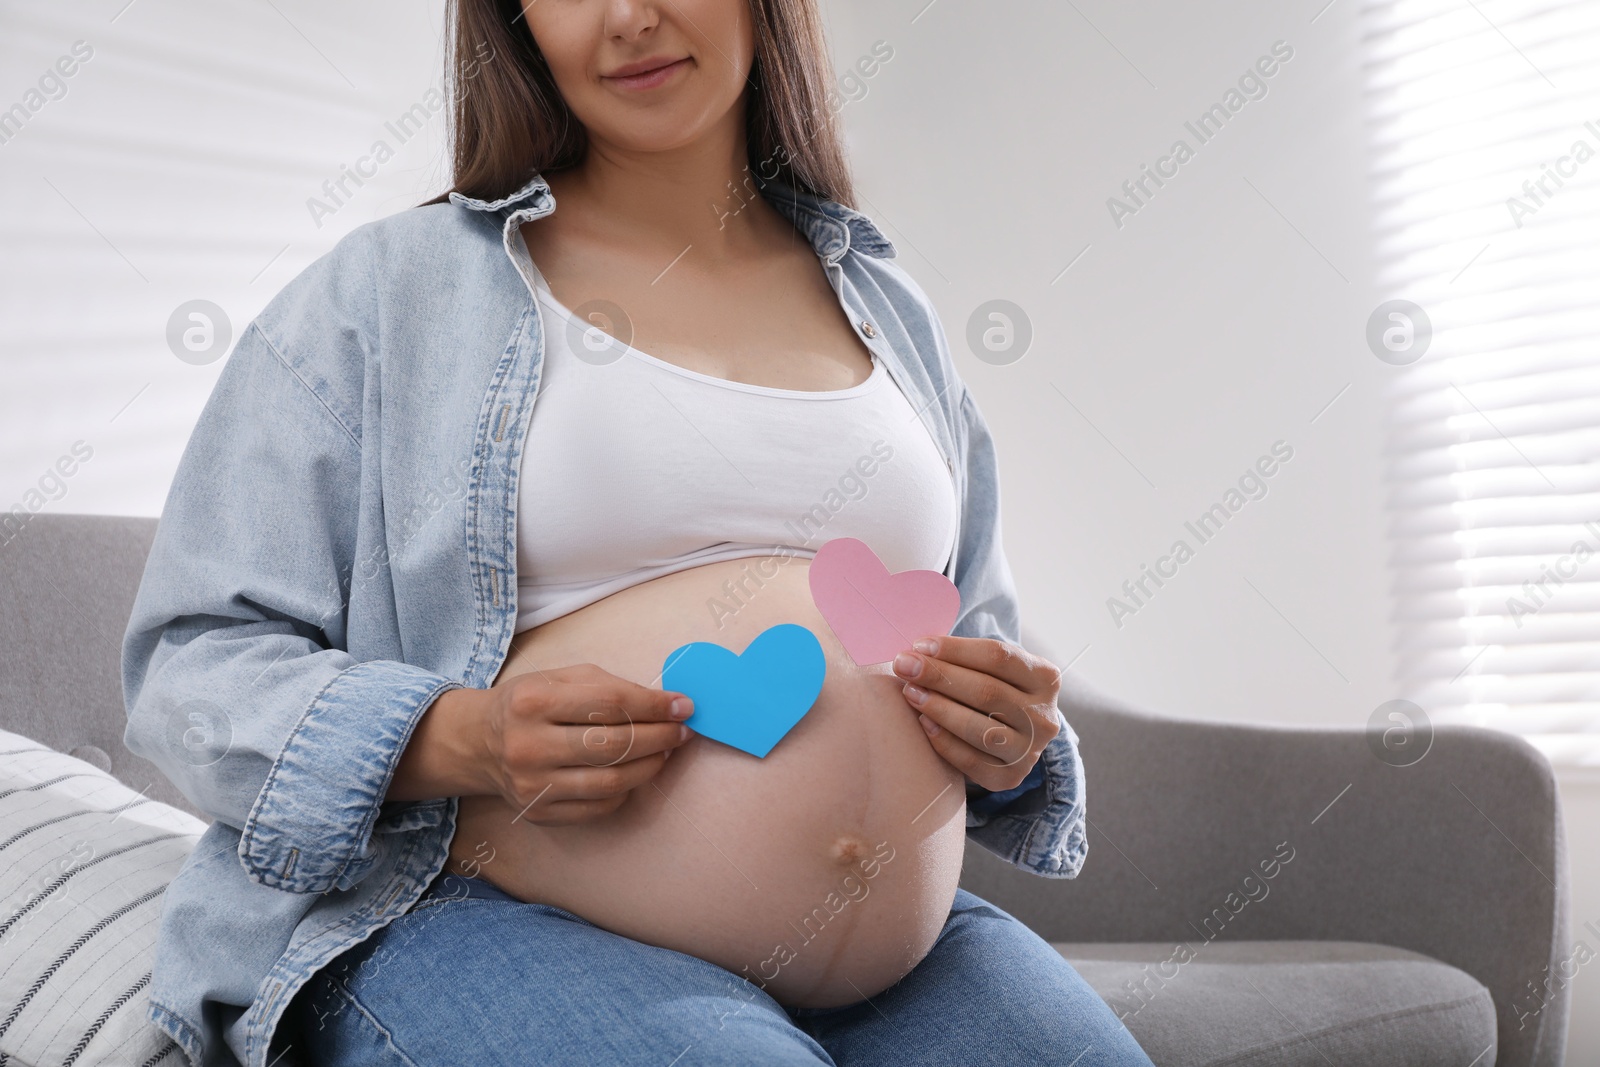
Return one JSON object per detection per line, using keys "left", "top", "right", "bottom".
{"left": 861, "top": 321, "right": 877, "bottom": 338}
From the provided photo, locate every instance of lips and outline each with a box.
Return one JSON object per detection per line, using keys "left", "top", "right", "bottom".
{"left": 602, "top": 56, "right": 690, "bottom": 90}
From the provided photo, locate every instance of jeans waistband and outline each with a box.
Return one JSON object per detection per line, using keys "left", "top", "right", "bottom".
{"left": 411, "top": 871, "right": 602, "bottom": 931}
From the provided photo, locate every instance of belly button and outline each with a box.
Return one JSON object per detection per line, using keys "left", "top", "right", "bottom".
{"left": 829, "top": 835, "right": 866, "bottom": 867}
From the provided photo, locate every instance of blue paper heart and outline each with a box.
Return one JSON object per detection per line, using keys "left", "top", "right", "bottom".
{"left": 662, "top": 623, "right": 826, "bottom": 759}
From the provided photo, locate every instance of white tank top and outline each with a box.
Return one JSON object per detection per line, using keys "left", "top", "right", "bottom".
{"left": 513, "top": 260, "right": 961, "bottom": 633}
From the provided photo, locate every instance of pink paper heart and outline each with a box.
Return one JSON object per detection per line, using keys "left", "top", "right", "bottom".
{"left": 808, "top": 537, "right": 961, "bottom": 666}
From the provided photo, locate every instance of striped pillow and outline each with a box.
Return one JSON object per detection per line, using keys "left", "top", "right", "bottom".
{"left": 0, "top": 729, "right": 206, "bottom": 1067}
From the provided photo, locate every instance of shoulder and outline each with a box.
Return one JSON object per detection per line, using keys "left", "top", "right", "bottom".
{"left": 859, "top": 254, "right": 941, "bottom": 333}
{"left": 245, "top": 201, "right": 510, "bottom": 436}
{"left": 771, "top": 183, "right": 952, "bottom": 373}
{"left": 347, "top": 198, "right": 506, "bottom": 269}
{"left": 849, "top": 248, "right": 968, "bottom": 409}
{"left": 263, "top": 201, "right": 504, "bottom": 325}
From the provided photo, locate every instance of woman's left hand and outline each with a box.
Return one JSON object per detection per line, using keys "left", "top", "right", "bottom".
{"left": 892, "top": 635, "right": 1062, "bottom": 792}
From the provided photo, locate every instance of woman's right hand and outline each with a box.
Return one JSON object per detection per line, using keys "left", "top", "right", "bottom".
{"left": 478, "top": 664, "right": 695, "bottom": 825}
{"left": 386, "top": 666, "right": 694, "bottom": 825}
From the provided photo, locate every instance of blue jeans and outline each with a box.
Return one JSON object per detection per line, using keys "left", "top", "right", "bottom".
{"left": 291, "top": 872, "right": 1154, "bottom": 1066}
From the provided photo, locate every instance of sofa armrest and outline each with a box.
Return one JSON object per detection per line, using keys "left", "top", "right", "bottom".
{"left": 959, "top": 627, "right": 1569, "bottom": 1067}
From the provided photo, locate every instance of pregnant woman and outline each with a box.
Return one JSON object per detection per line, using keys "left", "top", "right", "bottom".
{"left": 121, "top": 1, "right": 1154, "bottom": 1065}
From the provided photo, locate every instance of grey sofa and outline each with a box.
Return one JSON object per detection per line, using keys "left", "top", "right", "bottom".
{"left": 0, "top": 513, "right": 1570, "bottom": 1066}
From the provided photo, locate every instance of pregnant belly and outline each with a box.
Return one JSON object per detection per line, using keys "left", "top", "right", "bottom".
{"left": 446, "top": 553, "right": 968, "bottom": 1008}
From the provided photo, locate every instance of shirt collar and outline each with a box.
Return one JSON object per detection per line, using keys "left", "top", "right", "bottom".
{"left": 448, "top": 171, "right": 897, "bottom": 263}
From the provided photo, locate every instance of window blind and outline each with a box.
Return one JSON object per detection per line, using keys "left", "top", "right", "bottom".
{"left": 1369, "top": 0, "right": 1600, "bottom": 766}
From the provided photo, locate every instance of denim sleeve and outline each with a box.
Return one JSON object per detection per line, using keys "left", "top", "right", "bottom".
{"left": 948, "top": 380, "right": 1088, "bottom": 880}
{"left": 966, "top": 761, "right": 1046, "bottom": 817}
{"left": 120, "top": 251, "right": 462, "bottom": 896}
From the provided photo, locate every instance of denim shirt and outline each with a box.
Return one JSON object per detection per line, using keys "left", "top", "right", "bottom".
{"left": 120, "top": 171, "right": 1088, "bottom": 1067}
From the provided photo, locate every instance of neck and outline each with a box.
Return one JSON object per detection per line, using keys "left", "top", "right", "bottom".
{"left": 547, "top": 125, "right": 784, "bottom": 261}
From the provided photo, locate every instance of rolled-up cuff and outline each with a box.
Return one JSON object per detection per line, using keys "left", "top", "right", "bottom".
{"left": 239, "top": 659, "right": 462, "bottom": 893}
{"left": 965, "top": 760, "right": 1045, "bottom": 818}
{"left": 964, "top": 715, "right": 1087, "bottom": 879}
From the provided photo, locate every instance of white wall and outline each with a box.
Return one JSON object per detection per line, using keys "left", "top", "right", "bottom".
{"left": 0, "top": 0, "right": 450, "bottom": 519}
{"left": 2, "top": 0, "right": 1592, "bottom": 1057}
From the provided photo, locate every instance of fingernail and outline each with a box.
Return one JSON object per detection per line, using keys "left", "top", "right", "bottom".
{"left": 670, "top": 698, "right": 693, "bottom": 719}
{"left": 913, "top": 638, "right": 939, "bottom": 655}
{"left": 903, "top": 683, "right": 927, "bottom": 706}
{"left": 919, "top": 714, "right": 940, "bottom": 736}
{"left": 893, "top": 652, "right": 921, "bottom": 678}
{"left": 664, "top": 747, "right": 673, "bottom": 760}
{"left": 678, "top": 723, "right": 690, "bottom": 742}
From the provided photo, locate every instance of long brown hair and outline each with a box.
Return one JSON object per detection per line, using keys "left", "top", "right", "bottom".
{"left": 417, "top": 0, "right": 856, "bottom": 210}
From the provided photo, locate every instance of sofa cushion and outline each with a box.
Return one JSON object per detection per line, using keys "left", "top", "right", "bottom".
{"left": 0, "top": 728, "right": 206, "bottom": 1067}
{"left": 1056, "top": 940, "right": 1496, "bottom": 1067}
